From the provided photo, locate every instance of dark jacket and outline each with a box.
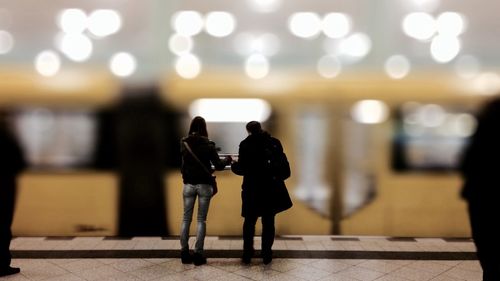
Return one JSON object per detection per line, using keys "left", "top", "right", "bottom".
{"left": 231, "top": 131, "right": 293, "bottom": 217}
{"left": 181, "top": 133, "right": 229, "bottom": 185}
{"left": 460, "top": 98, "right": 500, "bottom": 202}
{"left": 0, "top": 125, "right": 26, "bottom": 178}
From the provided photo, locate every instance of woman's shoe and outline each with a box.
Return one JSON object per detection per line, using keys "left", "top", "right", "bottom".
{"left": 181, "top": 250, "right": 193, "bottom": 264}
{"left": 193, "top": 252, "right": 207, "bottom": 266}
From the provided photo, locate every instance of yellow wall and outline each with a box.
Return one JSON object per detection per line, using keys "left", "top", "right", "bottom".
{"left": 0, "top": 68, "right": 119, "bottom": 107}
{"left": 12, "top": 171, "right": 330, "bottom": 236}
{"left": 12, "top": 172, "right": 118, "bottom": 236}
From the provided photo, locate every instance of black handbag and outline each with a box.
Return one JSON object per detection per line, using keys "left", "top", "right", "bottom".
{"left": 182, "top": 141, "right": 218, "bottom": 196}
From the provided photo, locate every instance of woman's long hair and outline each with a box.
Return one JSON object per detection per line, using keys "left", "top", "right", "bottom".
{"left": 188, "top": 116, "right": 208, "bottom": 137}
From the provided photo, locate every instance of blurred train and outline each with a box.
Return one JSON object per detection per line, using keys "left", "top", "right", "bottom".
{"left": 1, "top": 68, "right": 493, "bottom": 237}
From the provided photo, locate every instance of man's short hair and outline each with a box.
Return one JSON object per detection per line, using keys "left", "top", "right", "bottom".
{"left": 246, "top": 121, "right": 262, "bottom": 134}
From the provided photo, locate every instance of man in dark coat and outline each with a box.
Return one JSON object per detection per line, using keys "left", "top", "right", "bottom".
{"left": 460, "top": 98, "right": 500, "bottom": 281}
{"left": 231, "top": 121, "right": 292, "bottom": 265}
{"left": 0, "top": 112, "right": 26, "bottom": 277}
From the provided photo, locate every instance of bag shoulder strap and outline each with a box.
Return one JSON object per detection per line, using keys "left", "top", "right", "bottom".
{"left": 183, "top": 141, "right": 213, "bottom": 176}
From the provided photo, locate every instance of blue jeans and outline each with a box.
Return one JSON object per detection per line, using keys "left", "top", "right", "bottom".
{"left": 180, "top": 183, "right": 213, "bottom": 254}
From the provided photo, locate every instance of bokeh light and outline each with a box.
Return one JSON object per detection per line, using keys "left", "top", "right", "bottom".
{"left": 452, "top": 113, "right": 477, "bottom": 137}
{"left": 0, "top": 30, "right": 14, "bottom": 54}
{"left": 317, "top": 55, "right": 342, "bottom": 78}
{"left": 171, "top": 11, "right": 204, "bottom": 37}
{"left": 87, "top": 9, "right": 122, "bottom": 37}
{"left": 384, "top": 55, "right": 411, "bottom": 79}
{"left": 472, "top": 72, "right": 500, "bottom": 95}
{"left": 35, "top": 50, "right": 61, "bottom": 77}
{"left": 189, "top": 98, "right": 272, "bottom": 122}
{"left": 205, "top": 11, "right": 236, "bottom": 37}
{"left": 288, "top": 12, "right": 322, "bottom": 39}
{"left": 175, "top": 54, "right": 202, "bottom": 79}
{"left": 351, "top": 100, "right": 389, "bottom": 124}
{"left": 233, "top": 32, "right": 280, "bottom": 57}
{"left": 245, "top": 54, "right": 270, "bottom": 79}
{"left": 57, "top": 9, "right": 87, "bottom": 34}
{"left": 417, "top": 104, "right": 446, "bottom": 127}
{"left": 430, "top": 35, "right": 461, "bottom": 63}
{"left": 168, "top": 34, "right": 193, "bottom": 55}
{"left": 322, "top": 13, "right": 351, "bottom": 39}
{"left": 109, "top": 52, "right": 137, "bottom": 77}
{"left": 402, "top": 12, "right": 436, "bottom": 41}
{"left": 60, "top": 33, "right": 93, "bottom": 62}
{"left": 436, "top": 12, "right": 466, "bottom": 37}
{"left": 339, "top": 33, "right": 372, "bottom": 59}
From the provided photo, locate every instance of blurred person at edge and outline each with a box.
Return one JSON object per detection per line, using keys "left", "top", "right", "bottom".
{"left": 231, "top": 121, "right": 292, "bottom": 265}
{"left": 179, "top": 116, "right": 231, "bottom": 266}
{"left": 0, "top": 111, "right": 26, "bottom": 277}
{"left": 460, "top": 97, "right": 500, "bottom": 281}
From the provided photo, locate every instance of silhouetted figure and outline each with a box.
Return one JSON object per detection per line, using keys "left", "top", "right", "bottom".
{"left": 0, "top": 112, "right": 25, "bottom": 277}
{"left": 231, "top": 121, "right": 292, "bottom": 264}
{"left": 116, "top": 94, "right": 169, "bottom": 236}
{"left": 180, "top": 116, "right": 231, "bottom": 265}
{"left": 94, "top": 87, "right": 180, "bottom": 236}
{"left": 460, "top": 98, "right": 500, "bottom": 281}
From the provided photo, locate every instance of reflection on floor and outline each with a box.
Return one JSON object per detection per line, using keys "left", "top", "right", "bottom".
{"left": 6, "top": 236, "right": 482, "bottom": 281}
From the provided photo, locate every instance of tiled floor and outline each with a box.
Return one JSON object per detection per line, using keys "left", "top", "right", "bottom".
{"left": 3, "top": 236, "right": 482, "bottom": 281}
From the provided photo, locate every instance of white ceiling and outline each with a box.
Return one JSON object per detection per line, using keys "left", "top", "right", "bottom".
{"left": 0, "top": 0, "right": 499, "bottom": 80}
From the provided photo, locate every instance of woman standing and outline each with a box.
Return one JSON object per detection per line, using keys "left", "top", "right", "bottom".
{"left": 180, "top": 116, "right": 231, "bottom": 265}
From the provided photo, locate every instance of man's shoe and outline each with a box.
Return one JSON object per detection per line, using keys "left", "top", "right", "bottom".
{"left": 262, "top": 255, "right": 272, "bottom": 265}
{"left": 0, "top": 266, "right": 20, "bottom": 277}
{"left": 193, "top": 253, "right": 207, "bottom": 266}
{"left": 241, "top": 255, "right": 251, "bottom": 265}
{"left": 262, "top": 250, "right": 273, "bottom": 265}
{"left": 181, "top": 250, "right": 193, "bottom": 264}
{"left": 241, "top": 250, "right": 253, "bottom": 265}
